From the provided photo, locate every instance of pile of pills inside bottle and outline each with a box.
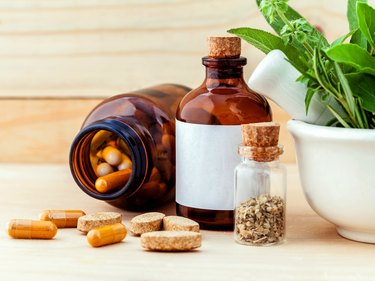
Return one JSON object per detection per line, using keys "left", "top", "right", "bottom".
{"left": 90, "top": 131, "right": 133, "bottom": 193}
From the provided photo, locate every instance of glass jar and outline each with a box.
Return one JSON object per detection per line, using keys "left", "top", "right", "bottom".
{"left": 234, "top": 123, "right": 286, "bottom": 246}
{"left": 69, "top": 84, "right": 191, "bottom": 211}
{"left": 176, "top": 37, "right": 272, "bottom": 230}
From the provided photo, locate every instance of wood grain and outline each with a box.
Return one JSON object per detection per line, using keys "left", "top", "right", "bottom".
{"left": 0, "top": 164, "right": 374, "bottom": 281}
{"left": 0, "top": 0, "right": 365, "bottom": 97}
{"left": 0, "top": 99, "right": 294, "bottom": 163}
{"left": 1, "top": 0, "right": 370, "bottom": 163}
{"left": 0, "top": 99, "right": 101, "bottom": 163}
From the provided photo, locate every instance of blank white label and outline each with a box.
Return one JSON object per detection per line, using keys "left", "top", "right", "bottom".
{"left": 176, "top": 120, "right": 241, "bottom": 210}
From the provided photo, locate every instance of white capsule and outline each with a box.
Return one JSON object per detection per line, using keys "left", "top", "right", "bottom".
{"left": 102, "top": 146, "right": 122, "bottom": 166}
{"left": 96, "top": 162, "right": 114, "bottom": 177}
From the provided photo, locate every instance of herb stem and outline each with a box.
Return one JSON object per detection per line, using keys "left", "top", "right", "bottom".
{"left": 275, "top": 8, "right": 294, "bottom": 31}
{"left": 275, "top": 8, "right": 314, "bottom": 57}
{"left": 312, "top": 49, "right": 358, "bottom": 127}
{"left": 313, "top": 49, "right": 340, "bottom": 98}
{"left": 244, "top": 0, "right": 375, "bottom": 128}
{"left": 303, "top": 43, "right": 314, "bottom": 57}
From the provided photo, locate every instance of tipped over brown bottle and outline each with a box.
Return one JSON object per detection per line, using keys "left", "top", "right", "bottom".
{"left": 176, "top": 36, "right": 272, "bottom": 230}
{"left": 70, "top": 84, "right": 191, "bottom": 211}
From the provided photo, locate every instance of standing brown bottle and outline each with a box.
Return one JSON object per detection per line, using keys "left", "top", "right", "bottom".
{"left": 176, "top": 37, "right": 272, "bottom": 230}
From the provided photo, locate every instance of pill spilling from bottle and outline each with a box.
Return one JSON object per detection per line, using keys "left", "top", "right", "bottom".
{"left": 6, "top": 211, "right": 202, "bottom": 251}
{"left": 87, "top": 223, "right": 127, "bottom": 247}
{"left": 39, "top": 210, "right": 86, "bottom": 228}
{"left": 7, "top": 219, "right": 58, "bottom": 239}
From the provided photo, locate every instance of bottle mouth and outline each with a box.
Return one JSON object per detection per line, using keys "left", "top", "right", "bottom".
{"left": 69, "top": 118, "right": 148, "bottom": 200}
{"left": 202, "top": 56, "right": 247, "bottom": 67}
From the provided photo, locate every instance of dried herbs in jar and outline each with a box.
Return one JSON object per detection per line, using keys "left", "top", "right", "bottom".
{"left": 235, "top": 194, "right": 285, "bottom": 245}
{"left": 234, "top": 122, "right": 286, "bottom": 246}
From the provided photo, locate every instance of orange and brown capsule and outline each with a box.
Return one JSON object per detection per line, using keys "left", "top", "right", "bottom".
{"left": 7, "top": 219, "right": 57, "bottom": 239}
{"left": 87, "top": 223, "right": 127, "bottom": 247}
{"left": 39, "top": 210, "right": 86, "bottom": 228}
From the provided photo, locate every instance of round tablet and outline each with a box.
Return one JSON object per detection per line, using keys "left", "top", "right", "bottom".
{"left": 163, "top": 216, "right": 200, "bottom": 232}
{"left": 141, "top": 230, "right": 202, "bottom": 251}
{"left": 77, "top": 212, "right": 122, "bottom": 233}
{"left": 129, "top": 212, "right": 165, "bottom": 236}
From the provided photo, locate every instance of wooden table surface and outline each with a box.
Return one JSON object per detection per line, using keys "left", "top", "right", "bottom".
{"left": 0, "top": 164, "right": 374, "bottom": 281}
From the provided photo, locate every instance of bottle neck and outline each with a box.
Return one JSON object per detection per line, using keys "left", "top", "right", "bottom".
{"left": 69, "top": 117, "right": 149, "bottom": 200}
{"left": 238, "top": 144, "right": 283, "bottom": 163}
{"left": 241, "top": 157, "right": 280, "bottom": 166}
{"left": 202, "top": 56, "right": 247, "bottom": 88}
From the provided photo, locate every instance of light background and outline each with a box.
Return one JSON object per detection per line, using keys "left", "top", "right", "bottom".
{"left": 0, "top": 0, "right": 368, "bottom": 163}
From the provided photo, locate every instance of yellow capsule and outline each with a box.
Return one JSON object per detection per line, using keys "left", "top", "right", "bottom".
{"left": 7, "top": 219, "right": 57, "bottom": 239}
{"left": 116, "top": 138, "right": 131, "bottom": 155}
{"left": 90, "top": 130, "right": 112, "bottom": 155}
{"left": 39, "top": 210, "right": 86, "bottom": 228}
{"left": 117, "top": 154, "right": 132, "bottom": 171}
{"left": 87, "top": 223, "right": 127, "bottom": 247}
{"left": 95, "top": 168, "right": 132, "bottom": 193}
{"left": 102, "top": 146, "right": 122, "bottom": 166}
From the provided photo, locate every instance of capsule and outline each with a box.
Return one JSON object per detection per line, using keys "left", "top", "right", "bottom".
{"left": 116, "top": 138, "right": 131, "bottom": 155}
{"left": 95, "top": 168, "right": 132, "bottom": 193}
{"left": 7, "top": 219, "right": 57, "bottom": 239}
{"left": 87, "top": 223, "right": 127, "bottom": 247}
{"left": 117, "top": 154, "right": 132, "bottom": 171}
{"left": 102, "top": 146, "right": 123, "bottom": 166}
{"left": 96, "top": 162, "right": 114, "bottom": 177}
{"left": 39, "top": 210, "right": 86, "bottom": 228}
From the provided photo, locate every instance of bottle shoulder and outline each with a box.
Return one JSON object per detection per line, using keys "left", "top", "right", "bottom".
{"left": 176, "top": 85, "right": 272, "bottom": 125}
{"left": 83, "top": 85, "right": 190, "bottom": 127}
{"left": 84, "top": 95, "right": 171, "bottom": 127}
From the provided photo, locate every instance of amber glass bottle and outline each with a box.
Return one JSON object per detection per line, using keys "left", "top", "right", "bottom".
{"left": 176, "top": 37, "right": 272, "bottom": 230}
{"left": 70, "top": 84, "right": 190, "bottom": 211}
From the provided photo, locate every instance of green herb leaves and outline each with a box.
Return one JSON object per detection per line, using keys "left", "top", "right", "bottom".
{"left": 255, "top": 0, "right": 328, "bottom": 49}
{"left": 347, "top": 0, "right": 368, "bottom": 47}
{"left": 357, "top": 2, "right": 375, "bottom": 50}
{"left": 346, "top": 73, "right": 375, "bottom": 113}
{"left": 229, "top": 0, "right": 375, "bottom": 128}
{"left": 227, "top": 28, "right": 287, "bottom": 54}
{"left": 348, "top": 0, "right": 367, "bottom": 31}
{"left": 326, "top": 44, "right": 375, "bottom": 75}
{"left": 280, "top": 18, "right": 314, "bottom": 45}
{"left": 227, "top": 28, "right": 307, "bottom": 73}
{"left": 259, "top": 0, "right": 289, "bottom": 23}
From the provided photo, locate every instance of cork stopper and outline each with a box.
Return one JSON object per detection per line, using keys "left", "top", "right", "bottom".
{"left": 242, "top": 122, "right": 280, "bottom": 147}
{"left": 208, "top": 36, "right": 241, "bottom": 59}
{"left": 239, "top": 122, "right": 283, "bottom": 162}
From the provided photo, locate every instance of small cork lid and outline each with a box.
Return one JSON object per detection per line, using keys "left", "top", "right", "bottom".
{"left": 240, "top": 122, "right": 283, "bottom": 162}
{"left": 208, "top": 36, "right": 241, "bottom": 59}
{"left": 241, "top": 122, "right": 280, "bottom": 147}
